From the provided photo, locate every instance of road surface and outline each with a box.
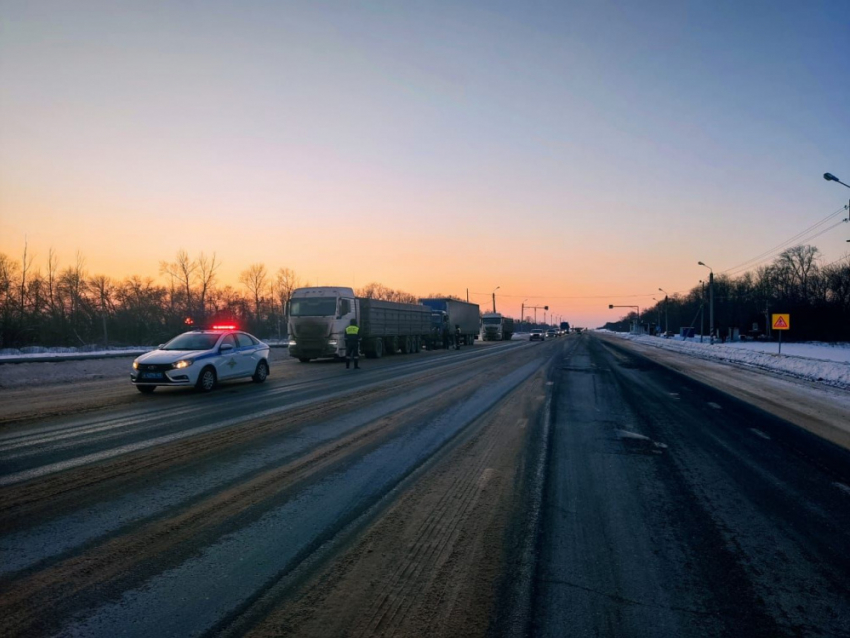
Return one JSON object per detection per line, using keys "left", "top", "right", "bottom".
{"left": 1, "top": 335, "right": 848, "bottom": 637}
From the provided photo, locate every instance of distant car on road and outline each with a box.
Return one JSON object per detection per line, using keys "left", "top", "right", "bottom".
{"left": 131, "top": 326, "right": 270, "bottom": 393}
{"left": 546, "top": 329, "right": 558, "bottom": 339}
{"left": 530, "top": 329, "right": 545, "bottom": 341}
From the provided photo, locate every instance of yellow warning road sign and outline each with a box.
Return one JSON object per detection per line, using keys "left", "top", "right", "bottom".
{"left": 772, "top": 314, "right": 790, "bottom": 330}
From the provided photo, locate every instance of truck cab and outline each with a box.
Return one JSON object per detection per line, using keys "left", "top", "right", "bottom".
{"left": 480, "top": 312, "right": 504, "bottom": 341}
{"left": 287, "top": 287, "right": 357, "bottom": 361}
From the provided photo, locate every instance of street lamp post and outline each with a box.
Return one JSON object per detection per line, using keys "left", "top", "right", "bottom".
{"left": 698, "top": 262, "right": 714, "bottom": 344}
{"left": 492, "top": 286, "right": 500, "bottom": 313}
{"left": 824, "top": 173, "right": 850, "bottom": 242}
{"left": 521, "top": 299, "right": 527, "bottom": 330}
{"left": 652, "top": 298, "right": 661, "bottom": 334}
{"left": 824, "top": 172, "right": 850, "bottom": 189}
{"left": 658, "top": 288, "right": 669, "bottom": 337}
{"left": 699, "top": 280, "right": 705, "bottom": 343}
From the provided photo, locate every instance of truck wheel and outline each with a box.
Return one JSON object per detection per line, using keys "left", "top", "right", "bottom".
{"left": 366, "top": 338, "right": 383, "bottom": 359}
{"left": 413, "top": 336, "right": 421, "bottom": 352}
{"left": 400, "top": 336, "right": 411, "bottom": 353}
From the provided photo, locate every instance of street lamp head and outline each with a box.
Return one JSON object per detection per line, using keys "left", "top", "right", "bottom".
{"left": 608, "top": 304, "right": 614, "bottom": 309}
{"left": 824, "top": 173, "right": 839, "bottom": 182}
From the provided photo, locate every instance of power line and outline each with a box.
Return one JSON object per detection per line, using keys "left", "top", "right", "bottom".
{"left": 721, "top": 205, "right": 848, "bottom": 275}
{"left": 724, "top": 217, "right": 850, "bottom": 276}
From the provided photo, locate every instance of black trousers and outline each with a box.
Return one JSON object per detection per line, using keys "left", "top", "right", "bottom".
{"left": 345, "top": 342, "right": 359, "bottom": 367}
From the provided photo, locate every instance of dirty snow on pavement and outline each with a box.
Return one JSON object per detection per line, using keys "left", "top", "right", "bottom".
{"left": 601, "top": 332, "right": 850, "bottom": 390}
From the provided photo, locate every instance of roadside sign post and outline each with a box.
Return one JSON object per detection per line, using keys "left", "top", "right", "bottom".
{"left": 771, "top": 314, "right": 790, "bottom": 354}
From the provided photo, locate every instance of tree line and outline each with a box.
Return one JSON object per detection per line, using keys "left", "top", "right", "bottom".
{"left": 0, "top": 247, "right": 305, "bottom": 348}
{"left": 0, "top": 245, "right": 453, "bottom": 349}
{"left": 602, "top": 245, "right": 850, "bottom": 341}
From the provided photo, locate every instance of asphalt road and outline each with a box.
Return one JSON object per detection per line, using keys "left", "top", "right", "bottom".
{"left": 1, "top": 334, "right": 848, "bottom": 637}
{"left": 532, "top": 335, "right": 850, "bottom": 638}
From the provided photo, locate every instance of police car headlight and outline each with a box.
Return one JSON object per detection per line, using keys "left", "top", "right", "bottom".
{"left": 288, "top": 339, "right": 296, "bottom": 346}
{"left": 173, "top": 359, "right": 194, "bottom": 369}
{"left": 133, "top": 361, "right": 139, "bottom": 369}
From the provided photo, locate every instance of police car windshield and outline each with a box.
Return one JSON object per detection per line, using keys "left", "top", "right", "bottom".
{"left": 290, "top": 298, "right": 337, "bottom": 317}
{"left": 162, "top": 333, "right": 221, "bottom": 351}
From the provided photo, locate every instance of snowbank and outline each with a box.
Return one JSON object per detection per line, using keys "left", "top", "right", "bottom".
{"left": 600, "top": 332, "right": 850, "bottom": 389}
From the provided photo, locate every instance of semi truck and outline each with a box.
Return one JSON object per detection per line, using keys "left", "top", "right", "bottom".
{"left": 480, "top": 312, "right": 515, "bottom": 341}
{"left": 287, "top": 287, "right": 432, "bottom": 361}
{"left": 418, "top": 298, "right": 481, "bottom": 348}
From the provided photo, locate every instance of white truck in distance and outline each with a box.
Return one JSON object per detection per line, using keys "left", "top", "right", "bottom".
{"left": 480, "top": 312, "right": 515, "bottom": 341}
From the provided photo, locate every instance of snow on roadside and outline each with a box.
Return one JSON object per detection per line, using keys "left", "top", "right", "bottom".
{"left": 600, "top": 331, "right": 850, "bottom": 389}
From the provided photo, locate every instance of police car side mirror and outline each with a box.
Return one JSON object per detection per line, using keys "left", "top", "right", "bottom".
{"left": 220, "top": 343, "right": 234, "bottom": 353}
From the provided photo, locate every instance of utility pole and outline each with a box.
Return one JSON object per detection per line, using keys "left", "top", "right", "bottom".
{"left": 699, "top": 262, "right": 714, "bottom": 344}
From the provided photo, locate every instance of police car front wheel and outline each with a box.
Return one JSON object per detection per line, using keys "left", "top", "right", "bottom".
{"left": 252, "top": 360, "right": 269, "bottom": 383}
{"left": 196, "top": 367, "right": 217, "bottom": 392}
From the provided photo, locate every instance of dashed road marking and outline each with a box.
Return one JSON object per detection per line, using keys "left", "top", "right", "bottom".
{"left": 707, "top": 402, "right": 722, "bottom": 409}
{"left": 518, "top": 418, "right": 528, "bottom": 430}
{"left": 749, "top": 428, "right": 771, "bottom": 440}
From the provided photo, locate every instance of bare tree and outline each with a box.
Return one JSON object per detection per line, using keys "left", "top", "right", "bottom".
{"left": 357, "top": 282, "right": 417, "bottom": 304}
{"left": 159, "top": 249, "right": 196, "bottom": 318}
{"left": 195, "top": 252, "right": 220, "bottom": 320}
{"left": 47, "top": 248, "right": 59, "bottom": 316}
{"left": 239, "top": 263, "right": 268, "bottom": 319}
{"left": 19, "top": 239, "right": 34, "bottom": 320}
{"left": 90, "top": 274, "right": 114, "bottom": 346}
{"left": 274, "top": 267, "right": 300, "bottom": 323}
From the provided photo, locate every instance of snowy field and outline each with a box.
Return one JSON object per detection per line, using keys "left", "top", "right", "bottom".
{"left": 601, "top": 331, "right": 850, "bottom": 390}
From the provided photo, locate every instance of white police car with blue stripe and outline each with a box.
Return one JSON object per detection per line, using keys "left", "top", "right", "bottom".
{"left": 131, "top": 325, "right": 270, "bottom": 393}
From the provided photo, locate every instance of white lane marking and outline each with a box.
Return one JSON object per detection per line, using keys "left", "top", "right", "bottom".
{"left": 833, "top": 482, "right": 850, "bottom": 497}
{"left": 518, "top": 418, "right": 528, "bottom": 430}
{"left": 708, "top": 402, "right": 722, "bottom": 409}
{"left": 750, "top": 428, "right": 771, "bottom": 440}
{"left": 614, "top": 429, "right": 650, "bottom": 441}
{"left": 546, "top": 381, "right": 554, "bottom": 386}
{"left": 614, "top": 429, "right": 668, "bottom": 450}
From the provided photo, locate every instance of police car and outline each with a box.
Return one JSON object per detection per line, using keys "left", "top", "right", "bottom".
{"left": 131, "top": 325, "right": 270, "bottom": 393}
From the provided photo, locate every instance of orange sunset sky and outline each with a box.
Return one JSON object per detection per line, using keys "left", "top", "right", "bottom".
{"left": 2, "top": 1, "right": 848, "bottom": 327}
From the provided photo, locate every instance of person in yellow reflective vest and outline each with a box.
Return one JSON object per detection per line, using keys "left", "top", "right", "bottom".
{"left": 344, "top": 319, "right": 360, "bottom": 369}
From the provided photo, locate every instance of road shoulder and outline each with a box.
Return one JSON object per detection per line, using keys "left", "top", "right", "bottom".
{"left": 595, "top": 333, "right": 850, "bottom": 451}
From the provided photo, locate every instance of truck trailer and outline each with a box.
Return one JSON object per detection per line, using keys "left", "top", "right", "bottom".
{"left": 480, "top": 312, "right": 515, "bottom": 341}
{"left": 418, "top": 298, "right": 481, "bottom": 348}
{"left": 287, "top": 287, "right": 432, "bottom": 361}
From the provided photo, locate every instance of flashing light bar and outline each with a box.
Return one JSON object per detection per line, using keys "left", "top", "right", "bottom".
{"left": 211, "top": 324, "right": 237, "bottom": 330}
